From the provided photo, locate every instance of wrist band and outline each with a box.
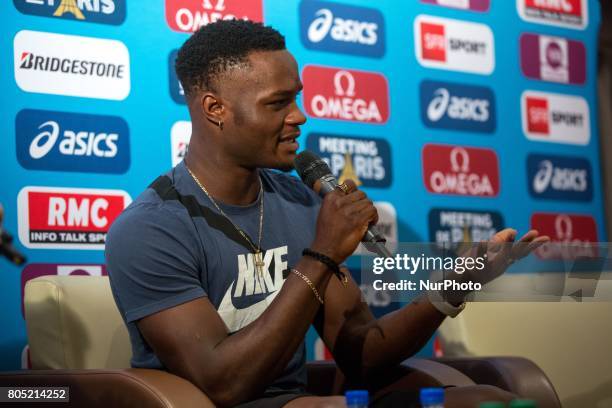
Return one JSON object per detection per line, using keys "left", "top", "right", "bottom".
{"left": 426, "top": 289, "right": 466, "bottom": 318}
{"left": 291, "top": 268, "right": 324, "bottom": 304}
{"left": 302, "top": 248, "right": 348, "bottom": 286}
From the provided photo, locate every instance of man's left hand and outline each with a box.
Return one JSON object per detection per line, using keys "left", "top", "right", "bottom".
{"left": 470, "top": 228, "right": 550, "bottom": 286}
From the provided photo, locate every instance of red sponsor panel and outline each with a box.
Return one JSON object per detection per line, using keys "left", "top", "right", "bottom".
{"left": 421, "top": 22, "right": 446, "bottom": 62}
{"left": 165, "top": 0, "right": 263, "bottom": 33}
{"left": 530, "top": 212, "right": 598, "bottom": 259}
{"left": 525, "top": 0, "right": 582, "bottom": 17}
{"left": 302, "top": 65, "right": 390, "bottom": 124}
{"left": 18, "top": 187, "right": 131, "bottom": 249}
{"left": 422, "top": 144, "right": 500, "bottom": 197}
{"left": 28, "top": 192, "right": 125, "bottom": 232}
{"left": 526, "top": 97, "right": 550, "bottom": 134}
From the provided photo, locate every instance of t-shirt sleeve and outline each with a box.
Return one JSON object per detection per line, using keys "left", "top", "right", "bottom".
{"left": 105, "top": 203, "right": 206, "bottom": 323}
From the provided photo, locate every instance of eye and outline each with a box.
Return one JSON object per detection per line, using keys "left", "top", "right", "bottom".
{"left": 271, "top": 99, "right": 289, "bottom": 106}
{"left": 268, "top": 92, "right": 301, "bottom": 109}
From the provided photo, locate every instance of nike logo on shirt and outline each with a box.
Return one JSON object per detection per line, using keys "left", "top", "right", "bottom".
{"left": 217, "top": 245, "right": 288, "bottom": 332}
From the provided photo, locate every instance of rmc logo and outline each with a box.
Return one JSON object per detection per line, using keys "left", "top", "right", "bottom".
{"left": 302, "top": 66, "right": 389, "bottom": 124}
{"left": 16, "top": 109, "right": 130, "bottom": 174}
{"left": 517, "top": 0, "right": 588, "bottom": 30}
{"left": 422, "top": 144, "right": 500, "bottom": 197}
{"left": 13, "top": 0, "right": 126, "bottom": 25}
{"left": 420, "top": 80, "right": 496, "bottom": 133}
{"left": 165, "top": 0, "right": 263, "bottom": 33}
{"left": 299, "top": 0, "right": 385, "bottom": 58}
{"left": 17, "top": 186, "right": 131, "bottom": 250}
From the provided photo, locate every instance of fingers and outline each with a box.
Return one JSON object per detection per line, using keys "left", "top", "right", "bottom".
{"left": 511, "top": 234, "right": 551, "bottom": 260}
{"left": 492, "top": 228, "right": 517, "bottom": 243}
{"left": 336, "top": 179, "right": 358, "bottom": 194}
{"left": 517, "top": 229, "right": 539, "bottom": 242}
{"left": 524, "top": 235, "right": 550, "bottom": 253}
{"left": 339, "top": 189, "right": 366, "bottom": 204}
{"left": 345, "top": 199, "right": 378, "bottom": 223}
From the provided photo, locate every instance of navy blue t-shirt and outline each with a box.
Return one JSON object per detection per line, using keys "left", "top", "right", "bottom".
{"left": 105, "top": 161, "right": 321, "bottom": 393}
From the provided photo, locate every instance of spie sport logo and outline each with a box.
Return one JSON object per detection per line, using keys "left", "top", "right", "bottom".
{"left": 422, "top": 144, "right": 500, "bottom": 197}
{"left": 414, "top": 15, "right": 494, "bottom": 75}
{"left": 302, "top": 66, "right": 389, "bottom": 124}
{"left": 15, "top": 109, "right": 130, "bottom": 174}
{"left": 165, "top": 0, "right": 263, "bottom": 33}
{"left": 520, "top": 33, "right": 586, "bottom": 85}
{"left": 517, "top": 0, "right": 588, "bottom": 30}
{"left": 299, "top": 0, "right": 385, "bottom": 58}
{"left": 13, "top": 0, "right": 126, "bottom": 25}
{"left": 17, "top": 186, "right": 131, "bottom": 250}
{"left": 420, "top": 80, "right": 495, "bottom": 133}
{"left": 521, "top": 91, "right": 590, "bottom": 145}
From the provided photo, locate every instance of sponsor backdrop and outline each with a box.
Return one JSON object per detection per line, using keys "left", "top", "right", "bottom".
{"left": 0, "top": 0, "right": 604, "bottom": 369}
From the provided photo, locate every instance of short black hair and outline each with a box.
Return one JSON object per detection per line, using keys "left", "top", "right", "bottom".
{"left": 175, "top": 20, "right": 286, "bottom": 98}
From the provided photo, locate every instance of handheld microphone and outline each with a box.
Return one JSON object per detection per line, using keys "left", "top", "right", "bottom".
{"left": 0, "top": 205, "right": 27, "bottom": 266}
{"left": 0, "top": 230, "right": 26, "bottom": 266}
{"left": 294, "top": 151, "right": 392, "bottom": 258}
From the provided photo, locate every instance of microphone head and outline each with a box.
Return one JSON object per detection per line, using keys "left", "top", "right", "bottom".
{"left": 294, "top": 151, "right": 333, "bottom": 188}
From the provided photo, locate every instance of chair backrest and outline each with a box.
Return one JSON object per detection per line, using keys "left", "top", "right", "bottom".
{"left": 24, "top": 275, "right": 131, "bottom": 370}
{"left": 439, "top": 295, "right": 612, "bottom": 408}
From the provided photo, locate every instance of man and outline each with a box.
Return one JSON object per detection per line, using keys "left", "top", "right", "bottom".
{"left": 106, "top": 20, "right": 548, "bottom": 407}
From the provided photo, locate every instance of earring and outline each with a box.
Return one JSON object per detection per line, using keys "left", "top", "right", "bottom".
{"left": 218, "top": 120, "right": 224, "bottom": 130}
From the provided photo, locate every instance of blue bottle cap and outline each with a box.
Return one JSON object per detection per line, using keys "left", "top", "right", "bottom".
{"left": 345, "top": 390, "right": 369, "bottom": 405}
{"left": 420, "top": 387, "right": 445, "bottom": 405}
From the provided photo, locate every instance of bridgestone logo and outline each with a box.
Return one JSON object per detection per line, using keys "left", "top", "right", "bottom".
{"left": 19, "top": 52, "right": 125, "bottom": 78}
{"left": 14, "top": 30, "right": 130, "bottom": 100}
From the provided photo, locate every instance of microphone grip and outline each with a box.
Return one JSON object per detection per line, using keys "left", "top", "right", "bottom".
{"left": 317, "top": 178, "right": 392, "bottom": 258}
{"left": 0, "top": 230, "right": 27, "bottom": 266}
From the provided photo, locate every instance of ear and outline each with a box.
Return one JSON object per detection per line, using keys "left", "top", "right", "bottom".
{"left": 199, "top": 92, "right": 225, "bottom": 126}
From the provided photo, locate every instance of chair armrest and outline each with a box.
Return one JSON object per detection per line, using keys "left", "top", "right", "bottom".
{"left": 434, "top": 357, "right": 562, "bottom": 408}
{"left": 306, "top": 358, "right": 475, "bottom": 396}
{"left": 0, "top": 369, "right": 214, "bottom": 408}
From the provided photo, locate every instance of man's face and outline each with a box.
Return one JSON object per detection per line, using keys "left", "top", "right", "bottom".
{"left": 212, "top": 49, "right": 306, "bottom": 171}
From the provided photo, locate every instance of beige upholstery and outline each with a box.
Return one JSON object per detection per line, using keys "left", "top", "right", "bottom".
{"left": 18, "top": 275, "right": 561, "bottom": 407}
{"left": 439, "top": 276, "right": 612, "bottom": 408}
{"left": 24, "top": 275, "right": 131, "bottom": 369}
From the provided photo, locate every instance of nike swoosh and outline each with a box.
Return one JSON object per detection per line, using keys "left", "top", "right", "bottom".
{"left": 217, "top": 282, "right": 280, "bottom": 333}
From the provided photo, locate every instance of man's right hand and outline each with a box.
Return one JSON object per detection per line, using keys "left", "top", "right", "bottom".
{"left": 310, "top": 179, "right": 378, "bottom": 264}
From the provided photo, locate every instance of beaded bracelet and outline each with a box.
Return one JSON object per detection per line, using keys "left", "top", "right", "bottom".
{"left": 302, "top": 248, "right": 348, "bottom": 286}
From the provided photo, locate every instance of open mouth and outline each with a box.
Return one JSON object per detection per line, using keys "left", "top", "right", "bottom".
{"left": 279, "top": 132, "right": 300, "bottom": 150}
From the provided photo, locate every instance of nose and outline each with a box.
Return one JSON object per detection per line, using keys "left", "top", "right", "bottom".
{"left": 286, "top": 102, "right": 307, "bottom": 127}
